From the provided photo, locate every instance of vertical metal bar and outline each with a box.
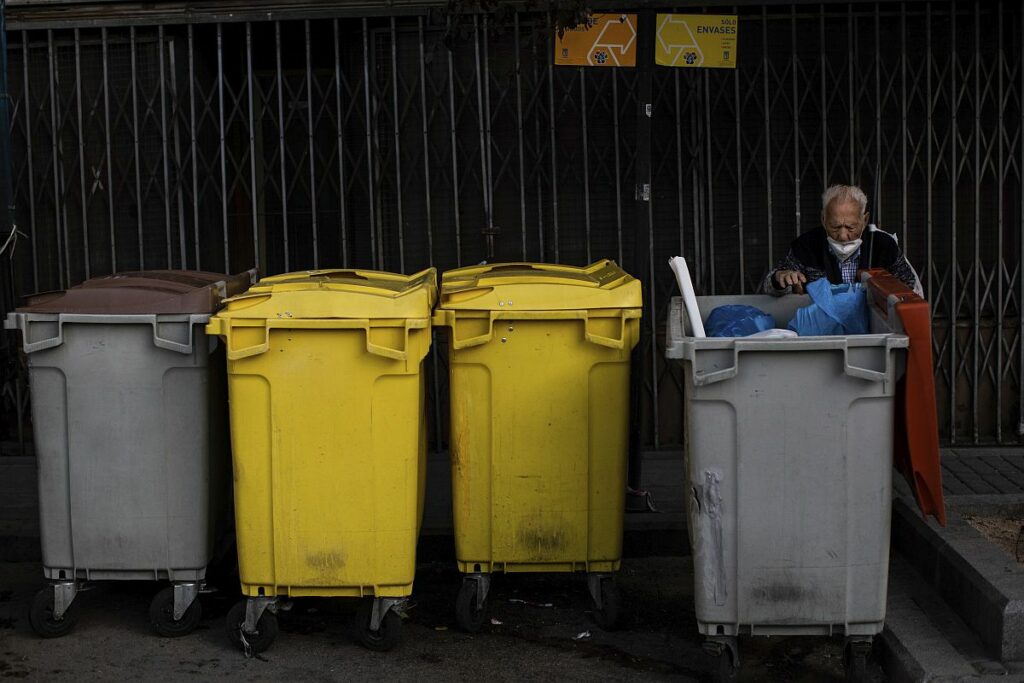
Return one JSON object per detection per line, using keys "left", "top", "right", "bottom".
{"left": 633, "top": 10, "right": 657, "bottom": 451}
{"left": 703, "top": 70, "right": 715, "bottom": 292}
{"left": 389, "top": 17, "right": 404, "bottom": 272}
{"left": 514, "top": 13, "right": 527, "bottom": 261}
{"left": 675, "top": 71, "right": 685, "bottom": 258}
{"left": 791, "top": 7, "right": 800, "bottom": 237}
{"left": 820, "top": 6, "right": 827, "bottom": 186}
{"left": 22, "top": 33, "right": 38, "bottom": 290}
{"left": 473, "top": 16, "right": 490, "bottom": 243}
{"left": 363, "top": 19, "right": 379, "bottom": 269}
{"left": 901, "top": 5, "right": 908, "bottom": 249}
{"left": 446, "top": 26, "right": 462, "bottom": 266}
{"left": 848, "top": 6, "right": 855, "bottom": 183}
{"left": 580, "top": 69, "right": 592, "bottom": 263}
{"left": 334, "top": 19, "right": 348, "bottom": 268}
{"left": 246, "top": 23, "right": 259, "bottom": 271}
{"left": 306, "top": 20, "right": 320, "bottom": 269}
{"left": 762, "top": 9, "right": 773, "bottom": 268}
{"left": 417, "top": 17, "right": 442, "bottom": 452}
{"left": 299, "top": 22, "right": 315, "bottom": 266}
{"left": 996, "top": 0, "right": 1004, "bottom": 442}
{"left": 734, "top": 44, "right": 744, "bottom": 292}
{"left": 276, "top": 21, "right": 289, "bottom": 272}
{"left": 690, "top": 73, "right": 701, "bottom": 279}
{"left": 130, "top": 26, "right": 144, "bottom": 270}
{"left": 482, "top": 15, "right": 495, "bottom": 237}
{"left": 613, "top": 72, "right": 623, "bottom": 265}
{"left": 47, "top": 29, "right": 67, "bottom": 287}
{"left": 1019, "top": 0, "right": 1024, "bottom": 440}
{"left": 418, "top": 17, "right": 434, "bottom": 265}
{"left": 950, "top": 0, "right": 958, "bottom": 442}
{"left": 972, "top": 0, "right": 981, "bottom": 443}
{"left": 532, "top": 32, "right": 545, "bottom": 261}
{"left": 926, "top": 4, "right": 933, "bottom": 304}
{"left": 419, "top": 18, "right": 441, "bottom": 452}
{"left": 73, "top": 29, "right": 90, "bottom": 279}
{"left": 547, "top": 18, "right": 560, "bottom": 262}
{"left": 188, "top": 25, "right": 200, "bottom": 270}
{"left": 169, "top": 42, "right": 187, "bottom": 269}
{"left": 874, "top": 5, "right": 882, "bottom": 219}
{"left": 217, "top": 23, "right": 229, "bottom": 273}
{"left": 158, "top": 25, "right": 172, "bottom": 268}
{"left": 101, "top": 28, "right": 115, "bottom": 273}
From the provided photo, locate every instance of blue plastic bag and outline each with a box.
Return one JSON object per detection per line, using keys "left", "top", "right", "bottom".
{"left": 787, "top": 279, "right": 869, "bottom": 336}
{"left": 705, "top": 304, "right": 776, "bottom": 338}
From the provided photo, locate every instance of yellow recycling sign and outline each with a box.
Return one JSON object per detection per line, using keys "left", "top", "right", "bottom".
{"left": 554, "top": 14, "right": 638, "bottom": 67}
{"left": 655, "top": 14, "right": 738, "bottom": 69}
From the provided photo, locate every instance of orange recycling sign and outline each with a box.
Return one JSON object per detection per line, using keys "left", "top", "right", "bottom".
{"left": 554, "top": 14, "right": 638, "bottom": 67}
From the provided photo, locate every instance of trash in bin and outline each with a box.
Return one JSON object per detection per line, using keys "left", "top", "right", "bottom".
{"left": 704, "top": 304, "right": 776, "bottom": 338}
{"left": 207, "top": 267, "right": 436, "bottom": 654}
{"left": 4, "top": 269, "right": 256, "bottom": 639}
{"left": 787, "top": 279, "right": 869, "bottom": 336}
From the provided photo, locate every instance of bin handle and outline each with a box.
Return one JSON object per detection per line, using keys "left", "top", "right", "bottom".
{"left": 219, "top": 318, "right": 413, "bottom": 361}
{"left": 150, "top": 317, "right": 197, "bottom": 355}
{"left": 442, "top": 310, "right": 637, "bottom": 350}
{"left": 691, "top": 338, "right": 892, "bottom": 386}
{"left": 10, "top": 313, "right": 201, "bottom": 355}
{"left": 583, "top": 311, "right": 628, "bottom": 350}
{"left": 449, "top": 312, "right": 495, "bottom": 350}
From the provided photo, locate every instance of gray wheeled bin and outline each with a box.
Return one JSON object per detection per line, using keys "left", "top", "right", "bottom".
{"left": 4, "top": 269, "right": 256, "bottom": 638}
{"left": 665, "top": 285, "right": 909, "bottom": 681}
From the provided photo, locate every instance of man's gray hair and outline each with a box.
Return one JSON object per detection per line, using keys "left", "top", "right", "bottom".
{"left": 821, "top": 184, "right": 868, "bottom": 214}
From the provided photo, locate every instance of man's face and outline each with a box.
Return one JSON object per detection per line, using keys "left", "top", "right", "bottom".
{"left": 822, "top": 199, "right": 867, "bottom": 242}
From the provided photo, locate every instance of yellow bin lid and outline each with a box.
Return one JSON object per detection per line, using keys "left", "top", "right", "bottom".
{"left": 439, "top": 260, "right": 641, "bottom": 311}
{"left": 214, "top": 268, "right": 437, "bottom": 321}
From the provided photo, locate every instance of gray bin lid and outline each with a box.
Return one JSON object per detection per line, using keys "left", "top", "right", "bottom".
{"left": 15, "top": 269, "right": 258, "bottom": 315}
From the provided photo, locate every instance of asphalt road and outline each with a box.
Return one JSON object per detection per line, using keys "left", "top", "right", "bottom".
{"left": 0, "top": 557, "right": 885, "bottom": 681}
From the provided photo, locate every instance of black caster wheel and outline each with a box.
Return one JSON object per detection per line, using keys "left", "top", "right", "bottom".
{"left": 590, "top": 578, "right": 622, "bottom": 631}
{"left": 455, "top": 580, "right": 488, "bottom": 633}
{"left": 29, "top": 587, "right": 80, "bottom": 638}
{"left": 149, "top": 586, "right": 202, "bottom": 638}
{"left": 226, "top": 600, "right": 278, "bottom": 655}
{"left": 843, "top": 640, "right": 870, "bottom": 682}
{"left": 356, "top": 599, "right": 402, "bottom": 652}
{"left": 717, "top": 649, "right": 738, "bottom": 683}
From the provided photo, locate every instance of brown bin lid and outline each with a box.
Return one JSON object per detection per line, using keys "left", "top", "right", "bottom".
{"left": 16, "top": 269, "right": 257, "bottom": 315}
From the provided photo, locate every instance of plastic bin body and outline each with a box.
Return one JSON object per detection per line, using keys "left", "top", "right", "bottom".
{"left": 207, "top": 268, "right": 436, "bottom": 599}
{"left": 665, "top": 293, "right": 908, "bottom": 637}
{"left": 4, "top": 270, "right": 251, "bottom": 582}
{"left": 437, "top": 261, "right": 642, "bottom": 574}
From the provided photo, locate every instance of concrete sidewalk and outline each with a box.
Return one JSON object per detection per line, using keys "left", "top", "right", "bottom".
{"left": 3, "top": 447, "right": 1024, "bottom": 681}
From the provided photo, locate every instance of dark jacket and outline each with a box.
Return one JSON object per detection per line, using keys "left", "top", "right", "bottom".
{"left": 763, "top": 226, "right": 920, "bottom": 295}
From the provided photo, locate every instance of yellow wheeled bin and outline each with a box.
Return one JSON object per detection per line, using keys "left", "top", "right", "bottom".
{"left": 206, "top": 268, "right": 436, "bottom": 653}
{"left": 434, "top": 260, "right": 641, "bottom": 632}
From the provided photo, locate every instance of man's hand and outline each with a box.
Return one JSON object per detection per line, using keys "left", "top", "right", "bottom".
{"left": 775, "top": 269, "right": 807, "bottom": 293}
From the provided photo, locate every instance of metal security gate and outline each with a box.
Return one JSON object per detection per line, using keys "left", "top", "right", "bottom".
{"left": 1, "top": 1, "right": 1022, "bottom": 453}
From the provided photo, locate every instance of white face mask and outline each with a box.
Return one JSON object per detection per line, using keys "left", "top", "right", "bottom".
{"left": 828, "top": 237, "right": 862, "bottom": 261}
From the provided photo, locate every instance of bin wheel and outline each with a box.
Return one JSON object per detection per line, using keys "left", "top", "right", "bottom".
{"left": 716, "top": 649, "right": 738, "bottom": 683}
{"left": 843, "top": 641, "right": 869, "bottom": 683}
{"left": 226, "top": 600, "right": 278, "bottom": 654}
{"left": 149, "top": 586, "right": 202, "bottom": 638}
{"left": 455, "top": 580, "right": 488, "bottom": 633}
{"left": 590, "top": 578, "right": 622, "bottom": 631}
{"left": 29, "top": 587, "right": 80, "bottom": 639}
{"left": 356, "top": 599, "right": 402, "bottom": 652}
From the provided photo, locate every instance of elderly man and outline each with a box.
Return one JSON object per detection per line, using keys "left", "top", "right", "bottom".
{"left": 763, "top": 184, "right": 922, "bottom": 297}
